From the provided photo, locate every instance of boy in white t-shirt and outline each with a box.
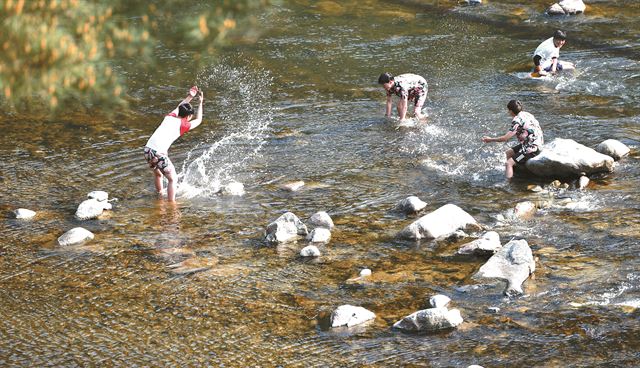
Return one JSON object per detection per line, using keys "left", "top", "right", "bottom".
{"left": 532, "top": 30, "right": 575, "bottom": 77}
{"left": 144, "top": 86, "right": 204, "bottom": 202}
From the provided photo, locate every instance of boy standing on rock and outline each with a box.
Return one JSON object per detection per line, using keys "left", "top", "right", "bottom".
{"left": 144, "top": 86, "right": 204, "bottom": 201}
{"left": 482, "top": 100, "right": 544, "bottom": 179}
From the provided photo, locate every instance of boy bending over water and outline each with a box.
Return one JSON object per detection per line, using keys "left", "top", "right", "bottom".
{"left": 378, "top": 72, "right": 428, "bottom": 121}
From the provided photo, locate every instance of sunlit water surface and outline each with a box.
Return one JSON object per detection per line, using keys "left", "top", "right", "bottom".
{"left": 1, "top": 0, "right": 639, "bottom": 366}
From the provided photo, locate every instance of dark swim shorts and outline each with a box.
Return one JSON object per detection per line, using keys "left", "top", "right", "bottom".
{"left": 511, "top": 144, "right": 540, "bottom": 163}
{"left": 143, "top": 147, "right": 174, "bottom": 174}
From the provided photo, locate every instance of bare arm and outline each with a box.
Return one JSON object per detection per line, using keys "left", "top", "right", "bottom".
{"left": 482, "top": 129, "right": 515, "bottom": 143}
{"left": 385, "top": 95, "right": 393, "bottom": 117}
{"left": 188, "top": 91, "right": 204, "bottom": 130}
{"left": 169, "top": 86, "right": 198, "bottom": 115}
{"left": 397, "top": 96, "right": 408, "bottom": 121}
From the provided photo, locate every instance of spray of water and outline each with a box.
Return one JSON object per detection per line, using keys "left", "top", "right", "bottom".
{"left": 176, "top": 61, "right": 273, "bottom": 198}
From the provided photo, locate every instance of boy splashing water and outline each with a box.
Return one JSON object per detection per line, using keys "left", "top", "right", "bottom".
{"left": 144, "top": 86, "right": 204, "bottom": 201}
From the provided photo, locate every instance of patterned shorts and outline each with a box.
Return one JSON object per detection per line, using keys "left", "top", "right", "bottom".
{"left": 144, "top": 147, "right": 174, "bottom": 174}
{"left": 511, "top": 144, "right": 540, "bottom": 163}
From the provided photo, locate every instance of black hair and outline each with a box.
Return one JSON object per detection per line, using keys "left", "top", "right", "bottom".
{"left": 553, "top": 30, "right": 567, "bottom": 41}
{"left": 507, "top": 100, "right": 523, "bottom": 114}
{"left": 378, "top": 72, "right": 393, "bottom": 84}
{"left": 178, "top": 103, "right": 194, "bottom": 117}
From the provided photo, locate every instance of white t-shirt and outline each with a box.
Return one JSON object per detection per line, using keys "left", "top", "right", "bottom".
{"left": 145, "top": 114, "right": 191, "bottom": 153}
{"left": 533, "top": 37, "right": 560, "bottom": 70}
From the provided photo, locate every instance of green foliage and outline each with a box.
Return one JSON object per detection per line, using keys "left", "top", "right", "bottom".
{"left": 0, "top": 0, "right": 275, "bottom": 113}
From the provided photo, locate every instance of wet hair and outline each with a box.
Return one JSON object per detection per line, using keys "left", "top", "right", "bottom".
{"left": 178, "top": 103, "right": 194, "bottom": 117}
{"left": 507, "top": 100, "right": 523, "bottom": 114}
{"left": 378, "top": 72, "right": 394, "bottom": 84}
{"left": 553, "top": 30, "right": 567, "bottom": 41}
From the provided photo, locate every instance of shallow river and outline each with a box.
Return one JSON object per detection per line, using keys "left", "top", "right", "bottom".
{"left": 2, "top": 0, "right": 639, "bottom": 366}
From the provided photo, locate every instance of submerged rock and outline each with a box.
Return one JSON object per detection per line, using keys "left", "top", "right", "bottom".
{"left": 308, "top": 211, "right": 334, "bottom": 229}
{"left": 457, "top": 231, "right": 501, "bottom": 256}
{"left": 595, "top": 139, "right": 630, "bottom": 161}
{"left": 265, "top": 212, "right": 308, "bottom": 243}
{"left": 58, "top": 227, "right": 94, "bottom": 246}
{"left": 281, "top": 181, "right": 305, "bottom": 192}
{"left": 393, "top": 307, "right": 463, "bottom": 332}
{"left": 474, "top": 239, "right": 536, "bottom": 296}
{"left": 525, "top": 138, "right": 614, "bottom": 178}
{"left": 398, "top": 204, "right": 481, "bottom": 240}
{"left": 14, "top": 208, "right": 36, "bottom": 219}
{"left": 167, "top": 257, "right": 218, "bottom": 275}
{"left": 397, "top": 196, "right": 427, "bottom": 214}
{"left": 330, "top": 305, "right": 376, "bottom": 328}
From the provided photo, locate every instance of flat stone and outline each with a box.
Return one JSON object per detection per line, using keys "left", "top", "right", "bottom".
{"left": 330, "top": 305, "right": 376, "bottom": 328}
{"left": 393, "top": 307, "right": 463, "bottom": 332}
{"left": 14, "top": 208, "right": 36, "bottom": 219}
{"left": 58, "top": 227, "right": 94, "bottom": 246}
{"left": 398, "top": 204, "right": 481, "bottom": 240}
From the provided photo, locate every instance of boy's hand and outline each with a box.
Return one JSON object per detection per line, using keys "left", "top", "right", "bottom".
{"left": 189, "top": 86, "right": 199, "bottom": 97}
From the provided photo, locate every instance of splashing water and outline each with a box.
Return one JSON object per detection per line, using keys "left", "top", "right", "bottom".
{"left": 176, "top": 62, "right": 273, "bottom": 198}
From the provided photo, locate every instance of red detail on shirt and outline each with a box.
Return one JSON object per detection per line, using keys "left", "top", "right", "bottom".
{"left": 167, "top": 112, "right": 191, "bottom": 136}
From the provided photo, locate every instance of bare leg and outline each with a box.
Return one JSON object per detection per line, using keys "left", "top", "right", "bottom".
{"left": 505, "top": 149, "right": 515, "bottom": 179}
{"left": 164, "top": 166, "right": 177, "bottom": 202}
{"left": 153, "top": 169, "right": 163, "bottom": 195}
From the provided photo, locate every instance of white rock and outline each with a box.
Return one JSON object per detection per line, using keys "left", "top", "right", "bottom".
{"left": 547, "top": 3, "right": 566, "bottom": 15}
{"left": 360, "top": 268, "right": 372, "bottom": 277}
{"left": 595, "top": 139, "right": 630, "bottom": 161}
{"left": 398, "top": 204, "right": 481, "bottom": 240}
{"left": 393, "top": 307, "right": 463, "bottom": 331}
{"left": 578, "top": 175, "right": 589, "bottom": 190}
{"left": 221, "top": 181, "right": 245, "bottom": 196}
{"left": 87, "top": 190, "right": 109, "bottom": 202}
{"left": 514, "top": 201, "right": 537, "bottom": 219}
{"left": 300, "top": 245, "right": 321, "bottom": 257}
{"left": 487, "top": 307, "right": 500, "bottom": 314}
{"left": 14, "top": 208, "right": 36, "bottom": 219}
{"left": 281, "top": 181, "right": 305, "bottom": 192}
{"left": 58, "top": 227, "right": 94, "bottom": 246}
{"left": 306, "top": 228, "right": 331, "bottom": 243}
{"left": 308, "top": 211, "right": 334, "bottom": 229}
{"left": 397, "top": 196, "right": 427, "bottom": 214}
{"left": 559, "top": 0, "right": 586, "bottom": 14}
{"left": 474, "top": 239, "right": 536, "bottom": 296}
{"left": 429, "top": 294, "right": 451, "bottom": 308}
{"left": 525, "top": 138, "right": 615, "bottom": 177}
{"left": 468, "top": 365, "right": 485, "bottom": 368}
{"left": 330, "top": 305, "right": 376, "bottom": 328}
{"left": 265, "top": 212, "right": 308, "bottom": 243}
{"left": 75, "top": 198, "right": 112, "bottom": 220}
{"left": 458, "top": 231, "right": 501, "bottom": 255}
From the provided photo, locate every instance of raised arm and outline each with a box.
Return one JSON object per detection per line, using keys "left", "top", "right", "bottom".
{"left": 169, "top": 86, "right": 198, "bottom": 115}
{"left": 188, "top": 91, "right": 204, "bottom": 130}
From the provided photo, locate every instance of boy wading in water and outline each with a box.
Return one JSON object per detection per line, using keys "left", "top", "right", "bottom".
{"left": 378, "top": 72, "right": 428, "bottom": 121}
{"left": 482, "top": 100, "right": 544, "bottom": 179}
{"left": 144, "top": 86, "right": 204, "bottom": 201}
{"left": 531, "top": 30, "right": 575, "bottom": 77}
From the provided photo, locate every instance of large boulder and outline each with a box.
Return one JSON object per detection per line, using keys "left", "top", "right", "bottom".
{"left": 75, "top": 198, "right": 112, "bottom": 220}
{"left": 473, "top": 239, "right": 535, "bottom": 296}
{"left": 398, "top": 204, "right": 481, "bottom": 240}
{"left": 393, "top": 307, "right": 463, "bottom": 332}
{"left": 595, "top": 139, "right": 630, "bottom": 161}
{"left": 265, "top": 212, "right": 308, "bottom": 243}
{"left": 330, "top": 305, "right": 376, "bottom": 328}
{"left": 458, "top": 231, "right": 501, "bottom": 256}
{"left": 58, "top": 227, "right": 94, "bottom": 246}
{"left": 524, "top": 138, "right": 614, "bottom": 178}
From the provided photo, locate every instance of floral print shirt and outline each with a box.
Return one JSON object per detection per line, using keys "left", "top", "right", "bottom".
{"left": 387, "top": 73, "right": 428, "bottom": 103}
{"left": 509, "top": 111, "right": 544, "bottom": 153}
